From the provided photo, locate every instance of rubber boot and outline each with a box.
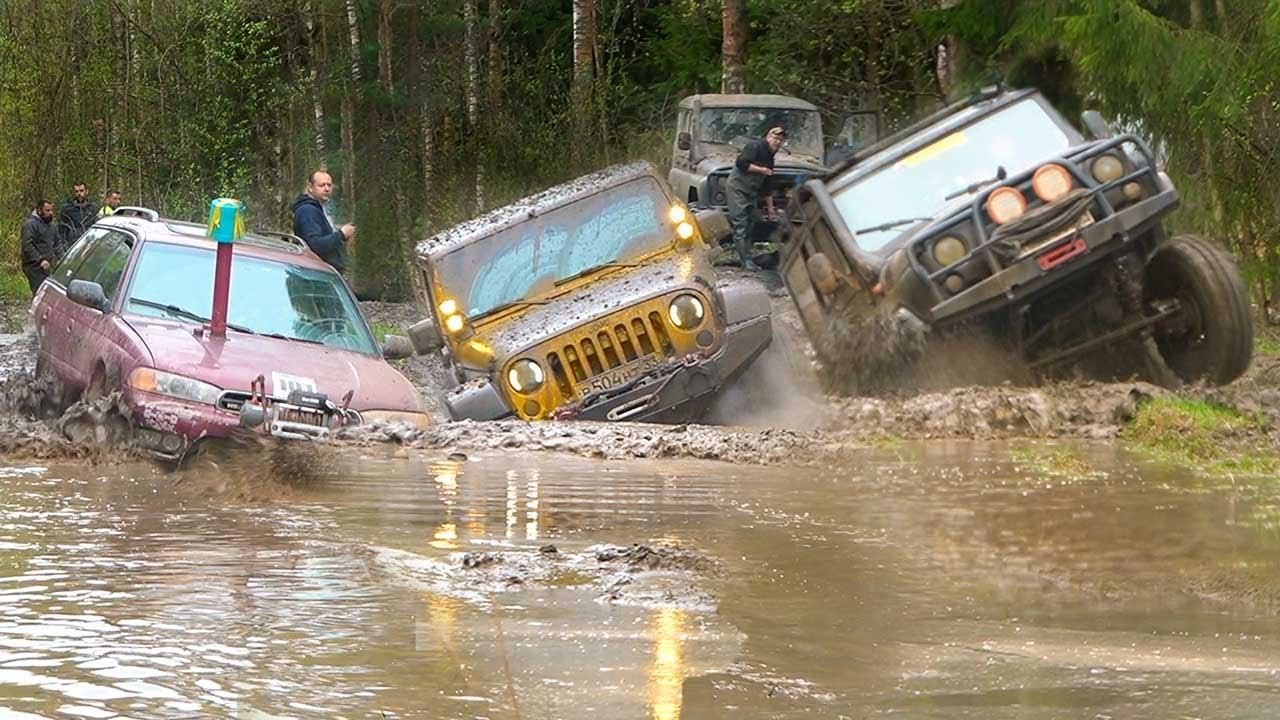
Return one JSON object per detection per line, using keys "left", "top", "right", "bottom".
{"left": 736, "top": 232, "right": 760, "bottom": 271}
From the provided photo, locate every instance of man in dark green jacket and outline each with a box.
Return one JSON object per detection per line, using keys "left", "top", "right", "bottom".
{"left": 726, "top": 125, "right": 786, "bottom": 270}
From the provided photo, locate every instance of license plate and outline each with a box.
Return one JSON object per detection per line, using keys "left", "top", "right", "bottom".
{"left": 583, "top": 355, "right": 662, "bottom": 395}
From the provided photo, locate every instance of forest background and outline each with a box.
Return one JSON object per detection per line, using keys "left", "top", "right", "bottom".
{"left": 1, "top": 0, "right": 1277, "bottom": 316}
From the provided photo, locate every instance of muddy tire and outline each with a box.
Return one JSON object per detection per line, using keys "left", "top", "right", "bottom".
{"left": 1145, "top": 235, "right": 1252, "bottom": 385}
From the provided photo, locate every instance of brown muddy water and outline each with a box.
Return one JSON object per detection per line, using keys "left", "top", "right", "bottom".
{"left": 0, "top": 444, "right": 1276, "bottom": 718}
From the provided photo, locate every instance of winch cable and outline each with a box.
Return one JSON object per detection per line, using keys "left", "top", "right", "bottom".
{"left": 990, "top": 188, "right": 1095, "bottom": 262}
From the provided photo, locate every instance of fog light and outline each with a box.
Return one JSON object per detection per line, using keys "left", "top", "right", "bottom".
{"left": 438, "top": 298, "right": 458, "bottom": 315}
{"left": 444, "top": 314, "right": 465, "bottom": 334}
{"left": 985, "top": 187, "right": 1026, "bottom": 224}
{"left": 944, "top": 274, "right": 966, "bottom": 294}
{"left": 676, "top": 222, "right": 695, "bottom": 240}
{"left": 696, "top": 330, "right": 714, "bottom": 347}
{"left": 1122, "top": 182, "right": 1144, "bottom": 200}
{"left": 523, "top": 400, "right": 541, "bottom": 418}
{"left": 932, "top": 236, "right": 966, "bottom": 266}
{"left": 668, "top": 205, "right": 687, "bottom": 224}
{"left": 1091, "top": 154, "right": 1124, "bottom": 183}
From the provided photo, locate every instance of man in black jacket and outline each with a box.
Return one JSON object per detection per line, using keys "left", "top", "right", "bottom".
{"left": 725, "top": 126, "right": 786, "bottom": 270}
{"left": 20, "top": 200, "right": 58, "bottom": 295}
{"left": 57, "top": 182, "right": 98, "bottom": 255}
{"left": 291, "top": 170, "right": 355, "bottom": 271}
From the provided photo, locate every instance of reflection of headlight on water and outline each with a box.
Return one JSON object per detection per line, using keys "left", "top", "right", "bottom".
{"left": 667, "top": 294, "right": 704, "bottom": 329}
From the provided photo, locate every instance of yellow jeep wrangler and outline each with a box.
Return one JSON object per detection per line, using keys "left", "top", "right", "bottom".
{"left": 407, "top": 162, "right": 772, "bottom": 422}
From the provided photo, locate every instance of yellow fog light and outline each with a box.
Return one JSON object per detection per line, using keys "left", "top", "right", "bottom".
{"left": 444, "top": 314, "right": 465, "bottom": 334}
{"left": 668, "top": 205, "right": 687, "bottom": 224}
{"left": 438, "top": 298, "right": 458, "bottom": 315}
{"left": 1091, "top": 154, "right": 1124, "bottom": 183}
{"left": 1122, "top": 182, "right": 1145, "bottom": 200}
{"left": 668, "top": 294, "right": 704, "bottom": 329}
{"left": 507, "top": 359, "right": 545, "bottom": 394}
{"left": 932, "top": 236, "right": 966, "bottom": 266}
{"left": 676, "top": 222, "right": 695, "bottom": 240}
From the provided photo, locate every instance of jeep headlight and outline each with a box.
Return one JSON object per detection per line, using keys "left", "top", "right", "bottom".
{"left": 667, "top": 294, "right": 705, "bottom": 329}
{"left": 127, "top": 367, "right": 221, "bottom": 405}
{"left": 360, "top": 410, "right": 431, "bottom": 430}
{"left": 507, "top": 359, "right": 544, "bottom": 394}
{"left": 1091, "top": 154, "right": 1124, "bottom": 183}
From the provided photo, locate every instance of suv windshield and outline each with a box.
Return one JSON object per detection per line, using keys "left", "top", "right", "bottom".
{"left": 698, "top": 108, "right": 823, "bottom": 158}
{"left": 124, "top": 242, "right": 378, "bottom": 355}
{"left": 435, "top": 177, "right": 673, "bottom": 319}
{"left": 830, "top": 97, "right": 1071, "bottom": 251}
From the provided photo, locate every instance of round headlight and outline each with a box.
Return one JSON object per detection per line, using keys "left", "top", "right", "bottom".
{"left": 1091, "top": 154, "right": 1124, "bottom": 183}
{"left": 507, "top": 359, "right": 544, "bottom": 394}
{"left": 668, "top": 205, "right": 687, "bottom": 224}
{"left": 667, "top": 294, "right": 705, "bottom": 329}
{"left": 932, "top": 236, "right": 966, "bottom": 266}
{"left": 1032, "top": 163, "right": 1073, "bottom": 202}
{"left": 985, "top": 187, "right": 1027, "bottom": 224}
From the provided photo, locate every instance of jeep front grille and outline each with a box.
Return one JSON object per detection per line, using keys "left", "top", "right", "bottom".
{"left": 544, "top": 310, "right": 676, "bottom": 398}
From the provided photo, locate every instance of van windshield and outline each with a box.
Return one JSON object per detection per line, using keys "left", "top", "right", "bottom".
{"left": 434, "top": 177, "right": 674, "bottom": 319}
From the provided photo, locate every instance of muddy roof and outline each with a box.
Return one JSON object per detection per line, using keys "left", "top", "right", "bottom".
{"left": 416, "top": 162, "right": 664, "bottom": 261}
{"left": 678, "top": 94, "right": 819, "bottom": 111}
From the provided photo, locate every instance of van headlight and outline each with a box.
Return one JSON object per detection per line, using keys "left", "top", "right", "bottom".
{"left": 507, "top": 359, "right": 544, "bottom": 394}
{"left": 127, "top": 367, "right": 222, "bottom": 405}
{"left": 668, "top": 294, "right": 705, "bottom": 329}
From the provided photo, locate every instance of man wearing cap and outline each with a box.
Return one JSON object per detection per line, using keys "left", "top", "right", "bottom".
{"left": 725, "top": 125, "right": 786, "bottom": 270}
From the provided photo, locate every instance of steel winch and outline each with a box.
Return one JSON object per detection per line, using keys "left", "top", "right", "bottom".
{"left": 236, "top": 375, "right": 359, "bottom": 440}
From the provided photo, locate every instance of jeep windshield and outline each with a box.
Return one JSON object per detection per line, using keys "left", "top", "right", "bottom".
{"left": 699, "top": 108, "right": 823, "bottom": 159}
{"left": 123, "top": 242, "right": 378, "bottom": 355}
{"left": 829, "top": 97, "right": 1072, "bottom": 251}
{"left": 435, "top": 177, "right": 673, "bottom": 319}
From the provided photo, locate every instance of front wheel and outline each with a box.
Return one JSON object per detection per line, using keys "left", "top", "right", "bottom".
{"left": 1145, "top": 235, "right": 1253, "bottom": 385}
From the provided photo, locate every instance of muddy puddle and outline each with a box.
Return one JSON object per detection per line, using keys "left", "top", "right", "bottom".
{"left": 0, "top": 444, "right": 1276, "bottom": 717}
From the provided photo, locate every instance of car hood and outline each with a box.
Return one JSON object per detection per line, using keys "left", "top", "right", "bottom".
{"left": 124, "top": 316, "right": 422, "bottom": 411}
{"left": 476, "top": 253, "right": 715, "bottom": 360}
{"left": 695, "top": 152, "right": 827, "bottom": 175}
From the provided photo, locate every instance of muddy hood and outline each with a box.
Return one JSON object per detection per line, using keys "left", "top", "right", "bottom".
{"left": 695, "top": 152, "right": 827, "bottom": 175}
{"left": 479, "top": 254, "right": 713, "bottom": 360}
{"left": 125, "top": 316, "right": 421, "bottom": 411}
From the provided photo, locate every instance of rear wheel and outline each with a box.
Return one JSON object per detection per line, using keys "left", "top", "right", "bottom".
{"left": 1145, "top": 235, "right": 1252, "bottom": 385}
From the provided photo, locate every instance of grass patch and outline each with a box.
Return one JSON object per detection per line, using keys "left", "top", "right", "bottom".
{"left": 1123, "top": 397, "right": 1279, "bottom": 476}
{"left": 0, "top": 267, "right": 27, "bottom": 303}
{"left": 1010, "top": 445, "right": 1104, "bottom": 480}
{"left": 1257, "top": 335, "right": 1280, "bottom": 357}
{"left": 368, "top": 322, "right": 400, "bottom": 343}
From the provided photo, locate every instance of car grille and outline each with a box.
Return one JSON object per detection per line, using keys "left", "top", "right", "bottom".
{"left": 543, "top": 309, "right": 677, "bottom": 398}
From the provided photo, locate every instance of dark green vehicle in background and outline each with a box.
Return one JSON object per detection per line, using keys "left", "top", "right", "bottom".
{"left": 780, "top": 87, "right": 1252, "bottom": 389}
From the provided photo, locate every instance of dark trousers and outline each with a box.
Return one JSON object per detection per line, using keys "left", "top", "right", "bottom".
{"left": 23, "top": 266, "right": 49, "bottom": 295}
{"left": 726, "top": 173, "right": 761, "bottom": 268}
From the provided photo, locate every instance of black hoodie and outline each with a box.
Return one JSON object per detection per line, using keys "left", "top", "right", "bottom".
{"left": 290, "top": 193, "right": 349, "bottom": 271}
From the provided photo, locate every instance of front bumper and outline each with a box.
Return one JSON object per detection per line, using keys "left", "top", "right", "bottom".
{"left": 573, "top": 314, "right": 771, "bottom": 423}
{"left": 125, "top": 390, "right": 241, "bottom": 459}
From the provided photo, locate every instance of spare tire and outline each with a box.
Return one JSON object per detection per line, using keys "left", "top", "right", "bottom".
{"left": 1144, "top": 235, "right": 1252, "bottom": 385}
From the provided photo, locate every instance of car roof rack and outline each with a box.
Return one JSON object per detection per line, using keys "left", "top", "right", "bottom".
{"left": 163, "top": 219, "right": 309, "bottom": 254}
{"left": 112, "top": 206, "right": 161, "bottom": 222}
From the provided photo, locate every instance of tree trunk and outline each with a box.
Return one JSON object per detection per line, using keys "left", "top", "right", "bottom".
{"left": 345, "top": 0, "right": 362, "bottom": 85}
{"left": 571, "top": 0, "right": 598, "bottom": 163}
{"left": 304, "top": 2, "right": 326, "bottom": 156}
{"left": 720, "top": 0, "right": 746, "bottom": 93}
{"left": 341, "top": 94, "right": 357, "bottom": 209}
{"left": 465, "top": 0, "right": 484, "bottom": 211}
{"left": 488, "top": 0, "right": 502, "bottom": 116}
{"left": 1189, "top": 0, "right": 1204, "bottom": 28}
{"left": 378, "top": 0, "right": 394, "bottom": 94}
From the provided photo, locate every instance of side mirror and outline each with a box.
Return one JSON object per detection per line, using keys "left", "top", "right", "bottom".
{"left": 805, "top": 253, "right": 840, "bottom": 296}
{"left": 677, "top": 132, "right": 692, "bottom": 151}
{"left": 407, "top": 317, "right": 444, "bottom": 355}
{"left": 381, "top": 334, "right": 414, "bottom": 360}
{"left": 1081, "top": 110, "right": 1114, "bottom": 140}
{"left": 67, "top": 279, "right": 109, "bottom": 312}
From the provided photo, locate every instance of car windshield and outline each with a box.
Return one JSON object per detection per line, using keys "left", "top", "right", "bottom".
{"left": 124, "top": 242, "right": 378, "bottom": 355}
{"left": 434, "top": 177, "right": 673, "bottom": 319}
{"left": 830, "top": 98, "right": 1072, "bottom": 251}
{"left": 698, "top": 108, "right": 823, "bottom": 158}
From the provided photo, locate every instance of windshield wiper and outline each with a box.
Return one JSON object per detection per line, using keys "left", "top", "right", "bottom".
{"left": 129, "top": 297, "right": 254, "bottom": 335}
{"left": 554, "top": 262, "right": 641, "bottom": 287}
{"left": 260, "top": 332, "right": 323, "bottom": 345}
{"left": 854, "top": 217, "right": 933, "bottom": 235}
{"left": 944, "top": 165, "right": 1008, "bottom": 201}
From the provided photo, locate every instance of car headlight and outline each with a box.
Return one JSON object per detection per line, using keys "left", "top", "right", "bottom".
{"left": 360, "top": 409, "right": 431, "bottom": 430}
{"left": 1031, "top": 163, "right": 1073, "bottom": 202}
{"left": 1091, "top": 154, "right": 1124, "bottom": 183}
{"left": 507, "top": 359, "right": 544, "bottom": 394}
{"left": 668, "top": 294, "right": 705, "bottom": 329}
{"left": 985, "top": 187, "right": 1027, "bottom": 224}
{"left": 127, "top": 367, "right": 222, "bottom": 405}
{"left": 932, "top": 236, "right": 966, "bottom": 266}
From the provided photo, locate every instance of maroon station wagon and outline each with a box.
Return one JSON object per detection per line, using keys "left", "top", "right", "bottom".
{"left": 30, "top": 206, "right": 427, "bottom": 459}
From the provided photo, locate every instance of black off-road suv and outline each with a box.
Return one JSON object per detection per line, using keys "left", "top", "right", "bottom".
{"left": 781, "top": 87, "right": 1251, "bottom": 388}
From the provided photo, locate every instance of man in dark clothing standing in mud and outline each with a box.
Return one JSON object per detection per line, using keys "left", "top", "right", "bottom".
{"left": 292, "top": 170, "right": 356, "bottom": 272}
{"left": 57, "top": 182, "right": 98, "bottom": 255}
{"left": 726, "top": 125, "right": 786, "bottom": 270}
{"left": 20, "top": 200, "right": 57, "bottom": 295}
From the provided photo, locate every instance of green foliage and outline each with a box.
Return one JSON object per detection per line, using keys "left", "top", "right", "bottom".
{"left": 1124, "top": 397, "right": 1279, "bottom": 477}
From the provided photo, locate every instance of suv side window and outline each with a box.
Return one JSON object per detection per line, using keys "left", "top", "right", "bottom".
{"left": 71, "top": 231, "right": 134, "bottom": 301}
{"left": 50, "top": 227, "right": 110, "bottom": 287}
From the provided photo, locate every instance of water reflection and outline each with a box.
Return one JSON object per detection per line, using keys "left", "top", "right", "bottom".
{"left": 649, "top": 608, "right": 686, "bottom": 720}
